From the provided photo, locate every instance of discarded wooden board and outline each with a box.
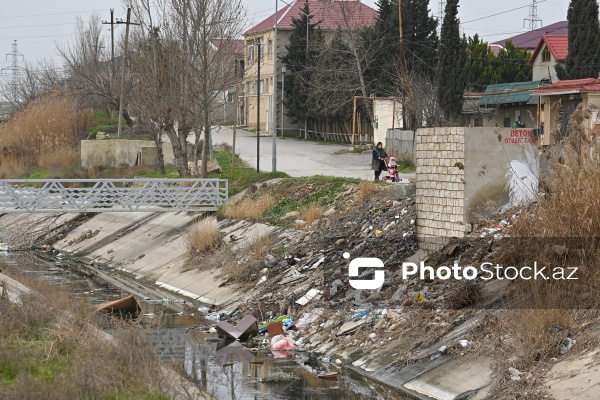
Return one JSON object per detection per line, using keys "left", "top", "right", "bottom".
{"left": 318, "top": 371, "right": 338, "bottom": 380}
{"left": 216, "top": 315, "right": 259, "bottom": 341}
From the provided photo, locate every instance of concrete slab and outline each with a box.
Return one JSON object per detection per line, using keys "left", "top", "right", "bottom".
{"left": 545, "top": 349, "right": 600, "bottom": 400}
{"left": 0, "top": 272, "right": 32, "bottom": 304}
{"left": 403, "top": 356, "right": 494, "bottom": 400}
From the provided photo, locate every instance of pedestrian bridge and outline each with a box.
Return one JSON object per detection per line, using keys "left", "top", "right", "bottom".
{"left": 0, "top": 179, "right": 228, "bottom": 213}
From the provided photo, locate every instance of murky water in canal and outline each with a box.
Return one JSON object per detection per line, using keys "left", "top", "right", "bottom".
{"left": 0, "top": 251, "right": 408, "bottom": 400}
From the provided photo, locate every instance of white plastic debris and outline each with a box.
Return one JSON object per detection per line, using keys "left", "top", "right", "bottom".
{"left": 256, "top": 275, "right": 267, "bottom": 285}
{"left": 560, "top": 337, "right": 576, "bottom": 354}
{"left": 208, "top": 327, "right": 217, "bottom": 334}
{"left": 458, "top": 340, "right": 472, "bottom": 348}
{"left": 206, "top": 313, "right": 220, "bottom": 323}
{"left": 369, "top": 333, "right": 377, "bottom": 342}
{"left": 296, "top": 289, "right": 322, "bottom": 306}
{"left": 197, "top": 306, "right": 210, "bottom": 314}
{"left": 509, "top": 367, "right": 522, "bottom": 381}
{"left": 335, "top": 359, "right": 343, "bottom": 365}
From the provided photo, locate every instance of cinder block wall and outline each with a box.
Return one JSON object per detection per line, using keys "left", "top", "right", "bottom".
{"left": 415, "top": 127, "right": 539, "bottom": 251}
{"left": 415, "top": 127, "right": 466, "bottom": 251}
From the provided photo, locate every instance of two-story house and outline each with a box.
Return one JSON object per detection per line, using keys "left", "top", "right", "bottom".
{"left": 527, "top": 35, "right": 568, "bottom": 82}
{"left": 242, "top": 0, "right": 378, "bottom": 135}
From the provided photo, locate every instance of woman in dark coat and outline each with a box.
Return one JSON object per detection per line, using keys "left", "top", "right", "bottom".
{"left": 372, "top": 142, "right": 388, "bottom": 180}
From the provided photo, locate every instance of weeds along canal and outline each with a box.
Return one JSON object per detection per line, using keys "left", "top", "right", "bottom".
{"left": 0, "top": 251, "right": 409, "bottom": 400}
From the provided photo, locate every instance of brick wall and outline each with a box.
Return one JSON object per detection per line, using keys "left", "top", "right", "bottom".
{"left": 415, "top": 127, "right": 466, "bottom": 251}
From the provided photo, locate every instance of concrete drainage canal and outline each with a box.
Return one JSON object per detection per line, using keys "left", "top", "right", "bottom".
{"left": 0, "top": 251, "right": 410, "bottom": 400}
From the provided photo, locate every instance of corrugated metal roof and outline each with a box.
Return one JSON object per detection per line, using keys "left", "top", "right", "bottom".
{"left": 479, "top": 80, "right": 545, "bottom": 106}
{"left": 245, "top": 0, "right": 378, "bottom": 35}
{"left": 535, "top": 78, "right": 600, "bottom": 94}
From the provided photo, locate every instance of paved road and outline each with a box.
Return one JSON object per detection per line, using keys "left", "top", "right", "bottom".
{"left": 211, "top": 126, "right": 415, "bottom": 181}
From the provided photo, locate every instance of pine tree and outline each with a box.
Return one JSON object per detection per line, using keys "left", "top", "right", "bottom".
{"left": 466, "top": 34, "right": 498, "bottom": 89}
{"left": 403, "top": 0, "right": 438, "bottom": 79}
{"left": 436, "top": 0, "right": 467, "bottom": 124}
{"left": 556, "top": 0, "right": 600, "bottom": 80}
{"left": 495, "top": 41, "right": 533, "bottom": 83}
{"left": 281, "top": 1, "right": 323, "bottom": 124}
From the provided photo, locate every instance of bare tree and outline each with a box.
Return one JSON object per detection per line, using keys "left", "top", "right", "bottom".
{"left": 57, "top": 14, "right": 132, "bottom": 124}
{"left": 130, "top": 0, "right": 246, "bottom": 177}
{"left": 0, "top": 60, "right": 62, "bottom": 110}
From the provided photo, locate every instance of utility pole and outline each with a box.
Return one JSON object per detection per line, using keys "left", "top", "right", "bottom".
{"left": 256, "top": 42, "right": 261, "bottom": 172}
{"left": 102, "top": 10, "right": 116, "bottom": 63}
{"left": 116, "top": 7, "right": 139, "bottom": 138}
{"left": 398, "top": 0, "right": 407, "bottom": 129}
{"left": 272, "top": 0, "right": 279, "bottom": 172}
{"left": 232, "top": 58, "right": 241, "bottom": 172}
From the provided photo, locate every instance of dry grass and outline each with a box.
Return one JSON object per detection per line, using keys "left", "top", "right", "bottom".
{"left": 185, "top": 218, "right": 222, "bottom": 254}
{"left": 222, "top": 193, "right": 276, "bottom": 222}
{"left": 0, "top": 277, "right": 174, "bottom": 400}
{"left": 355, "top": 180, "right": 381, "bottom": 204}
{"left": 251, "top": 232, "right": 273, "bottom": 260}
{"left": 298, "top": 204, "right": 323, "bottom": 229}
{"left": 0, "top": 92, "right": 92, "bottom": 178}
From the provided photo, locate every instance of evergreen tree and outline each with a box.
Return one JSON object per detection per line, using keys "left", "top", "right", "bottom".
{"left": 466, "top": 34, "right": 498, "bottom": 89}
{"left": 281, "top": 1, "right": 323, "bottom": 124}
{"left": 436, "top": 0, "right": 467, "bottom": 124}
{"left": 495, "top": 41, "right": 533, "bottom": 83}
{"left": 367, "top": 0, "right": 438, "bottom": 95}
{"left": 556, "top": 0, "right": 600, "bottom": 80}
{"left": 403, "top": 0, "right": 438, "bottom": 79}
{"left": 467, "top": 36, "right": 532, "bottom": 88}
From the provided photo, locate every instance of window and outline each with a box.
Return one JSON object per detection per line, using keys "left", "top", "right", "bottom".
{"left": 247, "top": 81, "right": 255, "bottom": 95}
{"left": 257, "top": 37, "right": 264, "bottom": 59}
{"left": 542, "top": 47, "right": 551, "bottom": 62}
{"left": 259, "top": 79, "right": 265, "bottom": 93}
{"left": 474, "top": 117, "right": 482, "bottom": 127}
{"left": 503, "top": 117, "right": 511, "bottom": 128}
{"left": 267, "top": 39, "right": 273, "bottom": 59}
{"left": 247, "top": 40, "right": 254, "bottom": 61}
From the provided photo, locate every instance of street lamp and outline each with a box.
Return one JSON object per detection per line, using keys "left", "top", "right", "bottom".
{"left": 272, "top": 0, "right": 279, "bottom": 172}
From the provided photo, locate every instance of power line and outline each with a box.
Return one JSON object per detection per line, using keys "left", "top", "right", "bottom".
{"left": 0, "top": 9, "right": 111, "bottom": 19}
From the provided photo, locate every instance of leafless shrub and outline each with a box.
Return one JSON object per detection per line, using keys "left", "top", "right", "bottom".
{"left": 222, "top": 194, "right": 276, "bottom": 221}
{"left": 185, "top": 218, "right": 222, "bottom": 254}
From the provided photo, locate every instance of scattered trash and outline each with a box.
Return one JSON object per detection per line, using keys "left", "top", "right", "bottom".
{"left": 330, "top": 279, "right": 343, "bottom": 296}
{"left": 413, "top": 293, "right": 426, "bottom": 303}
{"left": 272, "top": 339, "right": 297, "bottom": 351}
{"left": 548, "top": 325, "right": 561, "bottom": 333}
{"left": 206, "top": 313, "right": 220, "bottom": 323}
{"left": 335, "top": 359, "right": 343, "bottom": 366}
{"left": 295, "top": 219, "right": 306, "bottom": 225}
{"left": 375, "top": 230, "right": 382, "bottom": 237}
{"left": 198, "top": 306, "right": 210, "bottom": 314}
{"left": 430, "top": 353, "right": 441, "bottom": 361}
{"left": 369, "top": 333, "right": 377, "bottom": 342}
{"left": 386, "top": 200, "right": 401, "bottom": 207}
{"left": 142, "top": 313, "right": 155, "bottom": 318}
{"left": 256, "top": 276, "right": 267, "bottom": 285}
{"left": 296, "top": 288, "right": 322, "bottom": 306}
{"left": 458, "top": 340, "right": 472, "bottom": 348}
{"left": 96, "top": 294, "right": 140, "bottom": 317}
{"left": 560, "top": 337, "right": 575, "bottom": 354}
{"left": 509, "top": 367, "right": 522, "bottom": 381}
{"left": 317, "top": 371, "right": 338, "bottom": 380}
{"left": 267, "top": 322, "right": 285, "bottom": 337}
{"left": 216, "top": 315, "right": 259, "bottom": 341}
{"left": 208, "top": 327, "right": 217, "bottom": 334}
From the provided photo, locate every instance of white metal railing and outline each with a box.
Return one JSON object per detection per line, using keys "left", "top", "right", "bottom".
{"left": 0, "top": 179, "right": 228, "bottom": 213}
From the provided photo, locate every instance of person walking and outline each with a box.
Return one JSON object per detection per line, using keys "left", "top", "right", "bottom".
{"left": 372, "top": 142, "right": 388, "bottom": 181}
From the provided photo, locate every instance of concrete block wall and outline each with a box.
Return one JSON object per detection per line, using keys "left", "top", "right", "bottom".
{"left": 415, "top": 127, "right": 539, "bottom": 251}
{"left": 415, "top": 127, "right": 466, "bottom": 251}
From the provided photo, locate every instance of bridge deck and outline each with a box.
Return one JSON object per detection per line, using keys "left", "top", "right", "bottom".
{"left": 0, "top": 179, "right": 228, "bottom": 213}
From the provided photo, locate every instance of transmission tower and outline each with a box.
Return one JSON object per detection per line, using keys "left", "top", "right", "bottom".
{"left": 524, "top": 0, "right": 543, "bottom": 31}
{"left": 2, "top": 40, "right": 25, "bottom": 100}
{"left": 438, "top": 0, "right": 446, "bottom": 34}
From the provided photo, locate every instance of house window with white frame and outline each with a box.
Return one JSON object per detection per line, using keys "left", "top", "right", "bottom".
{"left": 257, "top": 37, "right": 264, "bottom": 59}
{"left": 248, "top": 81, "right": 255, "bottom": 94}
{"left": 259, "top": 79, "right": 266, "bottom": 93}
{"left": 247, "top": 40, "right": 254, "bottom": 61}
{"left": 267, "top": 39, "right": 273, "bottom": 59}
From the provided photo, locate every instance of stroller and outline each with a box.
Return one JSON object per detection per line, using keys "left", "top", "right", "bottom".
{"left": 381, "top": 157, "right": 400, "bottom": 183}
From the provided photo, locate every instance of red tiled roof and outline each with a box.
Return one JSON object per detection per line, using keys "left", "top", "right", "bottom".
{"left": 211, "top": 39, "right": 245, "bottom": 54}
{"left": 492, "top": 21, "right": 568, "bottom": 50}
{"left": 245, "top": 0, "right": 378, "bottom": 35}
{"left": 535, "top": 78, "right": 600, "bottom": 94}
{"left": 528, "top": 35, "right": 568, "bottom": 65}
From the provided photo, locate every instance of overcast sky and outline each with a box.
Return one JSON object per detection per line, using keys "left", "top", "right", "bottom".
{"left": 0, "top": 0, "right": 569, "bottom": 69}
